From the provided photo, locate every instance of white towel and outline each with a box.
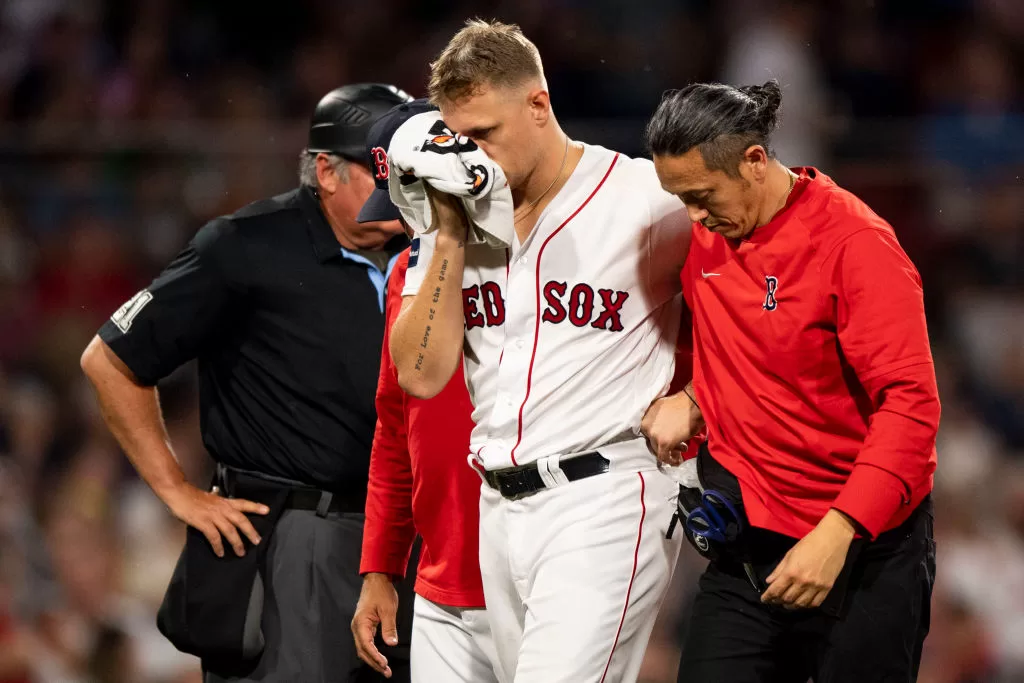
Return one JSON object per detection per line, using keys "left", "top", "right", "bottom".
{"left": 387, "top": 111, "right": 514, "bottom": 248}
{"left": 663, "top": 456, "right": 702, "bottom": 490}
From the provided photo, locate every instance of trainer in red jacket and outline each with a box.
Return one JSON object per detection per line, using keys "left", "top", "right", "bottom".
{"left": 642, "top": 80, "right": 938, "bottom": 683}
{"left": 359, "top": 247, "right": 480, "bottom": 601}
{"left": 352, "top": 245, "right": 500, "bottom": 681}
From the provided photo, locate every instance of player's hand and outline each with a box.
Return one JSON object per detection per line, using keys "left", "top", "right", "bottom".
{"left": 352, "top": 572, "right": 400, "bottom": 678}
{"left": 163, "top": 483, "right": 269, "bottom": 558}
{"left": 641, "top": 390, "right": 704, "bottom": 466}
{"left": 425, "top": 184, "right": 469, "bottom": 242}
{"left": 761, "top": 509, "right": 856, "bottom": 609}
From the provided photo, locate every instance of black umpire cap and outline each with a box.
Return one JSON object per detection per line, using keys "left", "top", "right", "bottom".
{"left": 307, "top": 83, "right": 413, "bottom": 160}
{"left": 356, "top": 98, "right": 438, "bottom": 223}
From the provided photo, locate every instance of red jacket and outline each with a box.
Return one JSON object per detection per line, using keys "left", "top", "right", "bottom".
{"left": 360, "top": 249, "right": 484, "bottom": 607}
{"left": 682, "top": 168, "right": 939, "bottom": 539}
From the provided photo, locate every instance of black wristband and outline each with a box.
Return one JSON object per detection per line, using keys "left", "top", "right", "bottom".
{"left": 682, "top": 387, "right": 700, "bottom": 411}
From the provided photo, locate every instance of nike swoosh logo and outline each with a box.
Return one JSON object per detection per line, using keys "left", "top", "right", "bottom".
{"left": 701, "top": 270, "right": 721, "bottom": 278}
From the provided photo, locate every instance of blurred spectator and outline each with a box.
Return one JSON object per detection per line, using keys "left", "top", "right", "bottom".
{"left": 918, "top": 594, "right": 996, "bottom": 683}
{"left": 950, "top": 292, "right": 1024, "bottom": 448}
{"left": 923, "top": 34, "right": 1023, "bottom": 178}
{"left": 722, "top": 0, "right": 830, "bottom": 166}
{"left": 936, "top": 461, "right": 1024, "bottom": 680}
{"left": 86, "top": 626, "right": 137, "bottom": 683}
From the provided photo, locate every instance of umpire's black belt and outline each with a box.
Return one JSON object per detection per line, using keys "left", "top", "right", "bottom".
{"left": 284, "top": 486, "right": 365, "bottom": 516}
{"left": 482, "top": 451, "right": 609, "bottom": 500}
{"left": 221, "top": 465, "right": 366, "bottom": 516}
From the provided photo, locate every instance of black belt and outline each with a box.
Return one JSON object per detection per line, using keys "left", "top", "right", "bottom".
{"left": 219, "top": 465, "right": 365, "bottom": 517}
{"left": 483, "top": 451, "right": 610, "bottom": 500}
{"left": 285, "top": 487, "right": 366, "bottom": 516}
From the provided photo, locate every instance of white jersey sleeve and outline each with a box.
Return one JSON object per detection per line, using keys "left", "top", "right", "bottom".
{"left": 618, "top": 157, "right": 690, "bottom": 307}
{"left": 643, "top": 164, "right": 691, "bottom": 302}
{"left": 400, "top": 231, "right": 437, "bottom": 297}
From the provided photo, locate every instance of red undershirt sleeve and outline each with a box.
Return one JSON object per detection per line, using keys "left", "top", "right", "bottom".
{"left": 360, "top": 256, "right": 418, "bottom": 577}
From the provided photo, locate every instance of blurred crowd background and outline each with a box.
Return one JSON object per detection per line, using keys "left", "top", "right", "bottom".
{"left": 0, "top": 0, "right": 1021, "bottom": 681}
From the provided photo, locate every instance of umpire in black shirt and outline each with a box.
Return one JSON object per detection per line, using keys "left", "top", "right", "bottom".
{"left": 81, "top": 83, "right": 416, "bottom": 683}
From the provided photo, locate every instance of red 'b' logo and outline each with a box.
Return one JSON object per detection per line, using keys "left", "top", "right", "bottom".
{"left": 370, "top": 147, "right": 389, "bottom": 180}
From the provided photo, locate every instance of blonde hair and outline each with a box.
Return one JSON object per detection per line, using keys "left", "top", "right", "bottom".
{"left": 428, "top": 19, "right": 545, "bottom": 104}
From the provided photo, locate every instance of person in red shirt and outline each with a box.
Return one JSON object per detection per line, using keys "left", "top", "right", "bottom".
{"left": 641, "top": 80, "right": 939, "bottom": 683}
{"left": 350, "top": 100, "right": 502, "bottom": 683}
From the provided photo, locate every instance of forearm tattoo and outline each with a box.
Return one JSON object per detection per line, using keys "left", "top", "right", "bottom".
{"left": 413, "top": 257, "right": 454, "bottom": 372}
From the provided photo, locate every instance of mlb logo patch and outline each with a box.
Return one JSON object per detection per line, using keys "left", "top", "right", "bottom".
{"left": 409, "top": 238, "right": 420, "bottom": 268}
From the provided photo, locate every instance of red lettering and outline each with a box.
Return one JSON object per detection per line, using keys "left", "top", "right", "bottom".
{"left": 569, "top": 284, "right": 595, "bottom": 327}
{"left": 463, "top": 285, "right": 485, "bottom": 329}
{"left": 370, "top": 147, "right": 389, "bottom": 180}
{"left": 480, "top": 282, "right": 506, "bottom": 325}
{"left": 540, "top": 280, "right": 629, "bottom": 332}
{"left": 542, "top": 281, "right": 568, "bottom": 323}
{"left": 592, "top": 289, "right": 629, "bottom": 332}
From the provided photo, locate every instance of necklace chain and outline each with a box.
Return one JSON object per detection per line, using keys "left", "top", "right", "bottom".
{"left": 514, "top": 136, "right": 570, "bottom": 225}
{"left": 779, "top": 169, "right": 796, "bottom": 212}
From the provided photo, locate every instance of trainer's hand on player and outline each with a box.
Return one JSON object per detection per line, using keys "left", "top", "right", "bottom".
{"left": 761, "top": 509, "right": 856, "bottom": 609}
{"left": 641, "top": 390, "right": 704, "bottom": 466}
{"left": 163, "top": 483, "right": 269, "bottom": 558}
{"left": 352, "top": 573, "right": 400, "bottom": 678}
{"left": 425, "top": 184, "right": 469, "bottom": 242}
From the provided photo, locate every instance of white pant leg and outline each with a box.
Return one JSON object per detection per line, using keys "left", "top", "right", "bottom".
{"left": 479, "top": 484, "right": 526, "bottom": 683}
{"left": 491, "top": 467, "right": 682, "bottom": 683}
{"left": 410, "top": 595, "right": 504, "bottom": 683}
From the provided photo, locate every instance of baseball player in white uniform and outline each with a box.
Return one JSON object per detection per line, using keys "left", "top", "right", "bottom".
{"left": 390, "top": 20, "right": 691, "bottom": 683}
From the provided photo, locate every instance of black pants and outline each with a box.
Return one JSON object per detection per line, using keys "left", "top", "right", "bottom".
{"left": 206, "top": 509, "right": 417, "bottom": 683}
{"left": 678, "top": 499, "right": 936, "bottom": 683}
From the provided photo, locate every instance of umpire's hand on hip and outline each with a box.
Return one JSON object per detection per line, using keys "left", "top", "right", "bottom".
{"left": 761, "top": 509, "right": 857, "bottom": 609}
{"left": 352, "top": 572, "right": 400, "bottom": 678}
{"left": 164, "top": 483, "right": 269, "bottom": 558}
{"left": 641, "top": 386, "right": 704, "bottom": 466}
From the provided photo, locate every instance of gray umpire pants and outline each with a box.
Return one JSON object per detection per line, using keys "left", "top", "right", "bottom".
{"left": 205, "top": 509, "right": 416, "bottom": 683}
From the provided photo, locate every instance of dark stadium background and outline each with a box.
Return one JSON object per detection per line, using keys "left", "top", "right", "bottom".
{"left": 0, "top": 1, "right": 1022, "bottom": 681}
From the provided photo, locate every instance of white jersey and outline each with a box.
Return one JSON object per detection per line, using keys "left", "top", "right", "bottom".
{"left": 404, "top": 143, "right": 690, "bottom": 470}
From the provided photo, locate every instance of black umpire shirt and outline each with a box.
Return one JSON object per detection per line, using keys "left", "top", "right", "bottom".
{"left": 99, "top": 185, "right": 407, "bottom": 491}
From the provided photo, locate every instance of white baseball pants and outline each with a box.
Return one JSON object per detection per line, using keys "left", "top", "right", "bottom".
{"left": 410, "top": 594, "right": 504, "bottom": 683}
{"left": 478, "top": 449, "right": 682, "bottom": 683}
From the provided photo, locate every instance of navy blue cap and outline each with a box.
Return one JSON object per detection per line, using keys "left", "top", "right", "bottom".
{"left": 356, "top": 98, "right": 438, "bottom": 224}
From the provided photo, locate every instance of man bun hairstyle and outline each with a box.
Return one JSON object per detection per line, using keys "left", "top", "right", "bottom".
{"left": 645, "top": 80, "right": 783, "bottom": 177}
{"left": 428, "top": 19, "right": 545, "bottom": 105}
